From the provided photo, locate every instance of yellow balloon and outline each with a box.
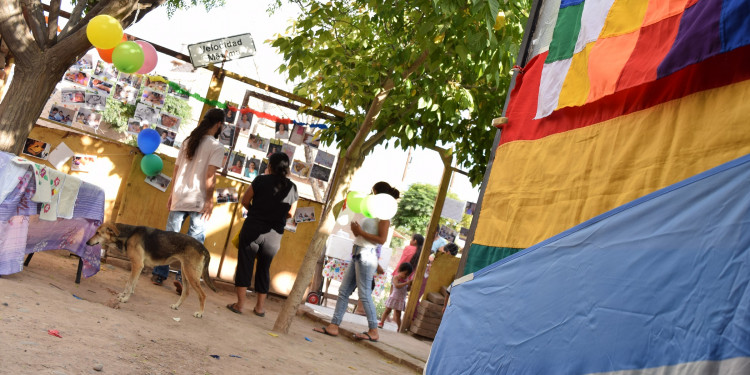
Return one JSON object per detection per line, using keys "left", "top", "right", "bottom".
{"left": 87, "top": 15, "right": 123, "bottom": 49}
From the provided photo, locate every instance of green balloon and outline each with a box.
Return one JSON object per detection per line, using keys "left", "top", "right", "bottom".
{"left": 112, "top": 41, "right": 144, "bottom": 74}
{"left": 140, "top": 154, "right": 163, "bottom": 177}
{"left": 360, "top": 196, "right": 374, "bottom": 218}
{"left": 347, "top": 191, "right": 365, "bottom": 214}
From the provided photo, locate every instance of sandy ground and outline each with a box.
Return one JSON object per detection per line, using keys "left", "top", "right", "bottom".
{"left": 0, "top": 251, "right": 418, "bottom": 375}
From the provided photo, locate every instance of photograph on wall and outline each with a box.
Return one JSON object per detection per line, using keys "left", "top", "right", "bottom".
{"left": 303, "top": 131, "right": 321, "bottom": 148}
{"left": 112, "top": 83, "right": 139, "bottom": 105}
{"left": 288, "top": 124, "right": 306, "bottom": 145}
{"left": 465, "top": 201, "right": 477, "bottom": 215}
{"left": 127, "top": 118, "right": 148, "bottom": 134}
{"left": 224, "top": 102, "right": 238, "bottom": 124}
{"left": 221, "top": 148, "right": 230, "bottom": 169}
{"left": 216, "top": 187, "right": 239, "bottom": 204}
{"left": 93, "top": 60, "right": 118, "bottom": 80}
{"left": 141, "top": 88, "right": 165, "bottom": 108}
{"left": 275, "top": 122, "right": 290, "bottom": 140}
{"left": 314, "top": 150, "right": 335, "bottom": 168}
{"left": 294, "top": 206, "right": 316, "bottom": 223}
{"left": 218, "top": 124, "right": 235, "bottom": 147}
{"left": 155, "top": 127, "right": 177, "bottom": 147}
{"left": 267, "top": 142, "right": 282, "bottom": 157}
{"left": 291, "top": 160, "right": 311, "bottom": 178}
{"left": 158, "top": 112, "right": 181, "bottom": 131}
{"left": 459, "top": 227, "right": 469, "bottom": 241}
{"left": 244, "top": 158, "right": 261, "bottom": 180}
{"left": 145, "top": 173, "right": 172, "bottom": 192}
{"left": 247, "top": 134, "right": 268, "bottom": 152}
{"left": 88, "top": 77, "right": 113, "bottom": 94}
{"left": 74, "top": 107, "right": 102, "bottom": 129}
{"left": 259, "top": 158, "right": 268, "bottom": 176}
{"left": 144, "top": 75, "right": 168, "bottom": 92}
{"left": 281, "top": 143, "right": 296, "bottom": 161}
{"left": 22, "top": 138, "right": 51, "bottom": 160}
{"left": 63, "top": 69, "right": 89, "bottom": 86}
{"left": 75, "top": 54, "right": 93, "bottom": 70}
{"left": 47, "top": 106, "right": 75, "bottom": 126}
{"left": 438, "top": 225, "right": 457, "bottom": 242}
{"left": 84, "top": 91, "right": 107, "bottom": 109}
{"left": 228, "top": 152, "right": 245, "bottom": 174}
{"left": 284, "top": 218, "right": 297, "bottom": 232}
{"left": 71, "top": 154, "right": 96, "bottom": 172}
{"left": 309, "top": 164, "right": 331, "bottom": 182}
{"left": 61, "top": 88, "right": 86, "bottom": 104}
{"left": 134, "top": 103, "right": 160, "bottom": 125}
{"left": 236, "top": 111, "right": 253, "bottom": 132}
{"left": 117, "top": 72, "right": 142, "bottom": 90}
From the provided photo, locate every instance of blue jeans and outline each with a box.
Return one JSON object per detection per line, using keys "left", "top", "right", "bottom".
{"left": 152, "top": 211, "right": 206, "bottom": 281}
{"left": 331, "top": 245, "right": 379, "bottom": 330}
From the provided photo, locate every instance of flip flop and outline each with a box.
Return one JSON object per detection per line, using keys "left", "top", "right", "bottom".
{"left": 313, "top": 327, "right": 338, "bottom": 337}
{"left": 354, "top": 332, "right": 378, "bottom": 342}
{"left": 253, "top": 308, "right": 265, "bottom": 317}
{"left": 226, "top": 303, "right": 242, "bottom": 314}
{"left": 377, "top": 323, "right": 384, "bottom": 329}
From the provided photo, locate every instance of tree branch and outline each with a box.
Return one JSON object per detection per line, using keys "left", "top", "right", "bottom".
{"left": 0, "top": 0, "right": 40, "bottom": 64}
{"left": 58, "top": 0, "right": 86, "bottom": 39}
{"left": 46, "top": 0, "right": 61, "bottom": 45}
{"left": 361, "top": 126, "right": 387, "bottom": 154}
{"left": 20, "top": 0, "right": 47, "bottom": 49}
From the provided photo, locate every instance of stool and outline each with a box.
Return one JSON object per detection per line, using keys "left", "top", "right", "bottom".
{"left": 23, "top": 253, "right": 84, "bottom": 284}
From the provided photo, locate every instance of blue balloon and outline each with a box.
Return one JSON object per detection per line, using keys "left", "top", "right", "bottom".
{"left": 137, "top": 128, "right": 161, "bottom": 154}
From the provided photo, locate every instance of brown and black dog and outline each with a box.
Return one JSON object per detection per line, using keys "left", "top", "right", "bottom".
{"left": 86, "top": 223, "right": 217, "bottom": 318}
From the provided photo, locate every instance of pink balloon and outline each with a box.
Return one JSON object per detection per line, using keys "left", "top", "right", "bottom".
{"left": 135, "top": 40, "right": 157, "bottom": 74}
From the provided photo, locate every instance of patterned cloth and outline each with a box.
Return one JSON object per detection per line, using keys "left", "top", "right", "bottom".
{"left": 0, "top": 152, "right": 104, "bottom": 277}
{"left": 385, "top": 276, "right": 408, "bottom": 311}
{"left": 322, "top": 258, "right": 388, "bottom": 297}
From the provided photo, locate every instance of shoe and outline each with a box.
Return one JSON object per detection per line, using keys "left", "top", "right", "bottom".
{"left": 252, "top": 308, "right": 265, "bottom": 317}
{"left": 151, "top": 274, "right": 164, "bottom": 286}
{"left": 313, "top": 327, "right": 338, "bottom": 337}
{"left": 226, "top": 303, "right": 242, "bottom": 314}
{"left": 377, "top": 323, "right": 384, "bottom": 329}
{"left": 174, "top": 281, "right": 183, "bottom": 295}
{"left": 354, "top": 332, "right": 378, "bottom": 342}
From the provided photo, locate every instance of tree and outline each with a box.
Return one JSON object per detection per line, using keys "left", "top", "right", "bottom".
{"left": 0, "top": 0, "right": 223, "bottom": 153}
{"left": 392, "top": 183, "right": 459, "bottom": 236}
{"left": 271, "top": 0, "right": 529, "bottom": 333}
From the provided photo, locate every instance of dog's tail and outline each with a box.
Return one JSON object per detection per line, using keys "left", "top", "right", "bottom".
{"left": 200, "top": 246, "right": 218, "bottom": 293}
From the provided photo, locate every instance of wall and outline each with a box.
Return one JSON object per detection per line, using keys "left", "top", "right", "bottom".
{"left": 423, "top": 253, "right": 461, "bottom": 296}
{"left": 27, "top": 123, "right": 320, "bottom": 296}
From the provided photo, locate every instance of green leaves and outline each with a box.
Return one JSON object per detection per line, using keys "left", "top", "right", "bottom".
{"left": 271, "top": 0, "right": 530, "bottom": 185}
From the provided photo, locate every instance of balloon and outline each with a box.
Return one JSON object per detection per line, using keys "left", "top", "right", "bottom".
{"left": 86, "top": 15, "right": 123, "bottom": 49}
{"left": 135, "top": 41, "right": 158, "bottom": 74}
{"left": 336, "top": 207, "right": 354, "bottom": 226}
{"left": 360, "top": 196, "right": 374, "bottom": 218}
{"left": 140, "top": 154, "right": 163, "bottom": 177}
{"left": 346, "top": 191, "right": 365, "bottom": 214}
{"left": 137, "top": 128, "right": 161, "bottom": 154}
{"left": 112, "top": 41, "right": 144, "bottom": 74}
{"left": 369, "top": 194, "right": 398, "bottom": 220}
{"left": 97, "top": 35, "right": 127, "bottom": 63}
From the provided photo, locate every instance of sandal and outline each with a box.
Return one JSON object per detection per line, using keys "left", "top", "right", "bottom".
{"left": 377, "top": 323, "right": 384, "bottom": 329}
{"left": 226, "top": 303, "right": 242, "bottom": 314}
{"left": 354, "top": 332, "right": 378, "bottom": 342}
{"left": 252, "top": 308, "right": 265, "bottom": 317}
{"left": 313, "top": 327, "right": 338, "bottom": 337}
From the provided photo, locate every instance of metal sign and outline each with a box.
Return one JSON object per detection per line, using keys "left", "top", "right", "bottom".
{"left": 187, "top": 33, "right": 256, "bottom": 68}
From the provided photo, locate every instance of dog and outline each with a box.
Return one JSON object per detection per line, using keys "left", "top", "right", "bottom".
{"left": 86, "top": 223, "right": 217, "bottom": 318}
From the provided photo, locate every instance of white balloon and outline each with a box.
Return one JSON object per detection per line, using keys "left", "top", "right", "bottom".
{"left": 336, "top": 207, "right": 354, "bottom": 225}
{"left": 370, "top": 194, "right": 398, "bottom": 220}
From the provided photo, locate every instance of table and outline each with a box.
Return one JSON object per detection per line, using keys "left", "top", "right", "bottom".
{"left": 0, "top": 152, "right": 105, "bottom": 282}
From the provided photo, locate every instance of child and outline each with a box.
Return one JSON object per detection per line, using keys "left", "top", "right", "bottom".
{"left": 378, "top": 262, "right": 414, "bottom": 331}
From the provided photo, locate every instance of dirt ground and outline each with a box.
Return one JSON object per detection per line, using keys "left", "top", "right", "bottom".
{"left": 0, "top": 251, "right": 419, "bottom": 375}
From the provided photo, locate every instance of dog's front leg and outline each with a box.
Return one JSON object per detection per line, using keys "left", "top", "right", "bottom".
{"left": 119, "top": 258, "right": 144, "bottom": 303}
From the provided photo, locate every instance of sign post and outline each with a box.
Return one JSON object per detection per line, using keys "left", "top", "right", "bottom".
{"left": 187, "top": 33, "right": 256, "bottom": 68}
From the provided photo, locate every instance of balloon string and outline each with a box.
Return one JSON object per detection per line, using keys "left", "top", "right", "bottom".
{"left": 130, "top": 0, "right": 141, "bottom": 27}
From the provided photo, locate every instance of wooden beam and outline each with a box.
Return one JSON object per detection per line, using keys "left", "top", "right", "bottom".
{"left": 244, "top": 89, "right": 340, "bottom": 123}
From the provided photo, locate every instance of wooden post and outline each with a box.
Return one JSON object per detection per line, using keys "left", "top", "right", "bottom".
{"left": 200, "top": 65, "right": 225, "bottom": 121}
{"left": 401, "top": 147, "right": 453, "bottom": 332}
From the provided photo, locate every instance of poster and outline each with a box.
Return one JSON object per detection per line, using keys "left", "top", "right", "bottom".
{"left": 145, "top": 173, "right": 172, "bottom": 192}
{"left": 441, "top": 197, "right": 466, "bottom": 221}
{"left": 294, "top": 206, "right": 316, "bottom": 223}
{"left": 71, "top": 154, "right": 96, "bottom": 172}
{"left": 22, "top": 138, "right": 51, "bottom": 160}
{"left": 310, "top": 164, "right": 331, "bottom": 182}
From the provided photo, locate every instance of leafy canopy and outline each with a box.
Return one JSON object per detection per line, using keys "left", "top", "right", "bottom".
{"left": 392, "top": 183, "right": 459, "bottom": 236}
{"left": 272, "top": 0, "right": 530, "bottom": 185}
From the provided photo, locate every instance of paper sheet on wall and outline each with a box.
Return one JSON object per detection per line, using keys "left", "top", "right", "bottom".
{"left": 441, "top": 197, "right": 466, "bottom": 221}
{"left": 48, "top": 142, "right": 74, "bottom": 170}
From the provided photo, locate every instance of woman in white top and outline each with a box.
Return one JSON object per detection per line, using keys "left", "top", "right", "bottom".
{"left": 313, "top": 182, "right": 400, "bottom": 342}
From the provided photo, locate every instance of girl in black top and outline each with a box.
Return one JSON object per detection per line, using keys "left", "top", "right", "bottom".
{"left": 227, "top": 152, "right": 298, "bottom": 316}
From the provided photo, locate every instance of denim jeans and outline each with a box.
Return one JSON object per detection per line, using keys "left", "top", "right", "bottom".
{"left": 331, "top": 245, "right": 379, "bottom": 330}
{"left": 152, "top": 211, "right": 206, "bottom": 280}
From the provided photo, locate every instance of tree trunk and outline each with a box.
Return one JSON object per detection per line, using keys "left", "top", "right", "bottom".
{"left": 273, "top": 151, "right": 365, "bottom": 333}
{"left": 0, "top": 57, "right": 65, "bottom": 153}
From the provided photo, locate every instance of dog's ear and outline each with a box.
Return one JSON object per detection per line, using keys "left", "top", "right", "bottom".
{"left": 103, "top": 223, "right": 120, "bottom": 236}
